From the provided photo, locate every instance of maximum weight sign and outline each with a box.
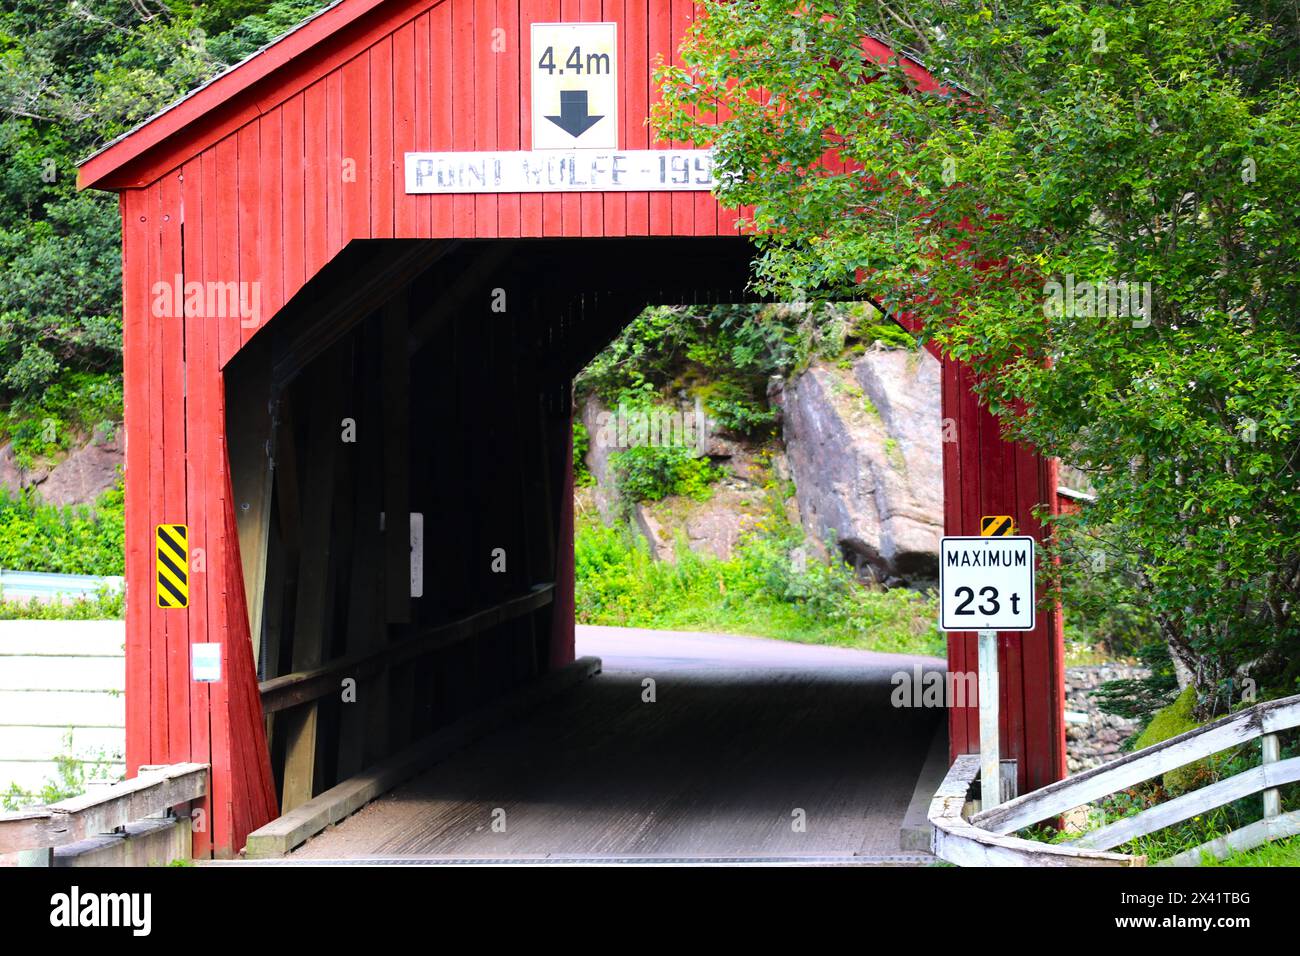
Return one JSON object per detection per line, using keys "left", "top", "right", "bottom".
{"left": 939, "top": 536, "right": 1036, "bottom": 632}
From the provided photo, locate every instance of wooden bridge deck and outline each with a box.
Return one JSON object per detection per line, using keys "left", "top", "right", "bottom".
{"left": 288, "top": 626, "right": 943, "bottom": 861}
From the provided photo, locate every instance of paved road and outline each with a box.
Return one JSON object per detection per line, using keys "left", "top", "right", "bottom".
{"left": 290, "top": 626, "right": 944, "bottom": 861}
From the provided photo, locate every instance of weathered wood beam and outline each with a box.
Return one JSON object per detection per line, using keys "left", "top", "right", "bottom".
{"left": 280, "top": 350, "right": 347, "bottom": 812}
{"left": 928, "top": 756, "right": 1140, "bottom": 867}
{"left": 258, "top": 585, "right": 555, "bottom": 713}
{"left": 973, "top": 693, "right": 1300, "bottom": 836}
{"left": 0, "top": 763, "right": 207, "bottom": 853}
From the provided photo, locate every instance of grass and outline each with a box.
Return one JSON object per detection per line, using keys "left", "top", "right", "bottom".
{"left": 575, "top": 515, "right": 943, "bottom": 657}
{"left": 1205, "top": 836, "right": 1300, "bottom": 866}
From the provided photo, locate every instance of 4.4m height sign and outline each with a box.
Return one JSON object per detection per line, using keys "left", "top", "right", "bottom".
{"left": 531, "top": 22, "right": 618, "bottom": 149}
{"left": 938, "top": 536, "right": 1036, "bottom": 631}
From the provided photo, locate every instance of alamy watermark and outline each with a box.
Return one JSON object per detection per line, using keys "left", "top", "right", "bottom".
{"left": 151, "top": 274, "right": 261, "bottom": 328}
{"left": 1043, "top": 274, "right": 1152, "bottom": 327}
{"left": 592, "top": 398, "right": 710, "bottom": 453}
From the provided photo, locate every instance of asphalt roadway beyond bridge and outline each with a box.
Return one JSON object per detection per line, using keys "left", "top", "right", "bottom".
{"left": 287, "top": 626, "right": 943, "bottom": 864}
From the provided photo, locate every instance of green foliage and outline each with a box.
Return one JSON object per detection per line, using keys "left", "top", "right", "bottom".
{"left": 1094, "top": 640, "right": 1181, "bottom": 733}
{"left": 659, "top": 0, "right": 1300, "bottom": 713}
{"left": 0, "top": 587, "right": 124, "bottom": 621}
{"left": 1, "top": 729, "right": 122, "bottom": 811}
{"left": 0, "top": 484, "right": 124, "bottom": 575}
{"left": 2, "top": 372, "right": 121, "bottom": 468}
{"left": 610, "top": 444, "right": 720, "bottom": 505}
{"left": 575, "top": 516, "right": 943, "bottom": 656}
{"left": 203, "top": 0, "right": 329, "bottom": 63}
{"left": 572, "top": 421, "right": 594, "bottom": 487}
{"left": 577, "top": 302, "right": 883, "bottom": 441}
{"left": 0, "top": 1, "right": 329, "bottom": 453}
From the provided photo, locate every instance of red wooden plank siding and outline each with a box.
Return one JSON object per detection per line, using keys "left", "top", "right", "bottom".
{"left": 236, "top": 124, "right": 261, "bottom": 352}
{"left": 940, "top": 356, "right": 969, "bottom": 760}
{"left": 647, "top": 0, "right": 671, "bottom": 233}
{"left": 495, "top": 0, "right": 521, "bottom": 237}
{"left": 371, "top": 37, "right": 396, "bottom": 240}
{"left": 557, "top": 0, "right": 582, "bottom": 235}
{"left": 300, "top": 85, "right": 326, "bottom": 285}
{"left": 668, "top": 0, "right": 693, "bottom": 237}
{"left": 259, "top": 110, "right": 286, "bottom": 323}
{"left": 179, "top": 158, "right": 213, "bottom": 858}
{"left": 602, "top": 0, "right": 626, "bottom": 236}
{"left": 207, "top": 374, "right": 234, "bottom": 855}
{"left": 452, "top": 0, "right": 476, "bottom": 235}
{"left": 430, "top": 5, "right": 454, "bottom": 237}
{"left": 623, "top": 0, "right": 648, "bottom": 234}
{"left": 412, "top": 15, "right": 435, "bottom": 236}
{"left": 955, "top": 361, "right": 982, "bottom": 757}
{"left": 145, "top": 182, "right": 167, "bottom": 764}
{"left": 212, "top": 137, "right": 241, "bottom": 369}
{"left": 578, "top": 0, "right": 603, "bottom": 236}
{"left": 341, "top": 53, "right": 372, "bottom": 242}
{"left": 518, "top": 0, "right": 543, "bottom": 236}
{"left": 326, "top": 70, "right": 346, "bottom": 259}
{"left": 394, "top": 22, "right": 418, "bottom": 237}
{"left": 474, "top": 0, "right": 499, "bottom": 238}
{"left": 535, "top": 0, "right": 563, "bottom": 236}
{"left": 119, "top": 191, "right": 151, "bottom": 778}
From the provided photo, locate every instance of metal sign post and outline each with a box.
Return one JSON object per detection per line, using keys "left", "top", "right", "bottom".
{"left": 977, "top": 633, "right": 1000, "bottom": 808}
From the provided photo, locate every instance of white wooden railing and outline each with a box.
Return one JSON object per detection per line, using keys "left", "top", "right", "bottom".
{"left": 930, "top": 692, "right": 1300, "bottom": 866}
{"left": 0, "top": 762, "right": 206, "bottom": 865}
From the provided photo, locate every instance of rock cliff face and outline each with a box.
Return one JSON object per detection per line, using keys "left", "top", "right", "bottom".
{"left": 778, "top": 346, "right": 942, "bottom": 582}
{"left": 0, "top": 432, "right": 123, "bottom": 506}
{"left": 578, "top": 343, "right": 944, "bottom": 580}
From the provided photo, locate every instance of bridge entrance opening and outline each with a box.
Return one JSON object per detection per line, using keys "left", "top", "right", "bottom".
{"left": 223, "top": 236, "right": 948, "bottom": 858}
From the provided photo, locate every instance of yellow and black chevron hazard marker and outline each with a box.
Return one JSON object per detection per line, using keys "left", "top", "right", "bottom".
{"left": 156, "top": 524, "right": 189, "bottom": 608}
{"left": 981, "top": 515, "right": 1017, "bottom": 537}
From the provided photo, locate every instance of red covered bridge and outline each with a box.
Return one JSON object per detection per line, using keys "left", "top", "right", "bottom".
{"left": 78, "top": 0, "right": 1064, "bottom": 859}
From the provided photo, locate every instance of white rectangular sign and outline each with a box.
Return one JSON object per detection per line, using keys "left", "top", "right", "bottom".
{"left": 939, "top": 536, "right": 1036, "bottom": 632}
{"left": 191, "top": 643, "right": 221, "bottom": 683}
{"left": 531, "top": 22, "right": 618, "bottom": 149}
{"left": 410, "top": 511, "right": 423, "bottom": 599}
{"left": 404, "top": 150, "right": 716, "bottom": 193}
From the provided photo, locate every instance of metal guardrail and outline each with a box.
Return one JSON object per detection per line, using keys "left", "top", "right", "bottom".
{"left": 930, "top": 693, "right": 1300, "bottom": 866}
{"left": 0, "top": 569, "right": 124, "bottom": 601}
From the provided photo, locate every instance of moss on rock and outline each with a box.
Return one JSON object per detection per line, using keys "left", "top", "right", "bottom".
{"left": 1133, "top": 686, "right": 1211, "bottom": 795}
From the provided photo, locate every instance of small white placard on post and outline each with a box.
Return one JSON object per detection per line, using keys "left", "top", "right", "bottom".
{"left": 192, "top": 643, "right": 221, "bottom": 683}
{"left": 410, "top": 512, "right": 423, "bottom": 599}
{"left": 938, "top": 536, "right": 1036, "bottom": 632}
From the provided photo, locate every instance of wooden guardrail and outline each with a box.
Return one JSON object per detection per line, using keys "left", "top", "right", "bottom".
{"left": 931, "top": 692, "right": 1300, "bottom": 866}
{"left": 259, "top": 583, "right": 554, "bottom": 713}
{"left": 0, "top": 762, "right": 207, "bottom": 861}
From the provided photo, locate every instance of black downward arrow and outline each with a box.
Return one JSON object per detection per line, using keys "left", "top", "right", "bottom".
{"left": 545, "top": 90, "right": 604, "bottom": 138}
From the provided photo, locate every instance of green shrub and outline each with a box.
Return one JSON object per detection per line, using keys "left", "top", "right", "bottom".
{"left": 0, "top": 483, "right": 124, "bottom": 575}
{"left": 0, "top": 587, "right": 123, "bottom": 621}
{"left": 574, "top": 517, "right": 943, "bottom": 656}
{"left": 572, "top": 421, "right": 594, "bottom": 487}
{"left": 610, "top": 445, "right": 720, "bottom": 505}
